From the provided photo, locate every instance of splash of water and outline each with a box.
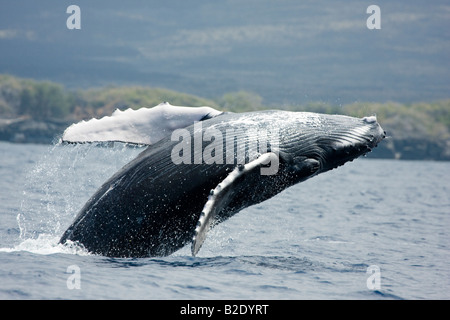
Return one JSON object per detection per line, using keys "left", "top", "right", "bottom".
{"left": 9, "top": 142, "right": 144, "bottom": 255}
{"left": 0, "top": 233, "right": 90, "bottom": 255}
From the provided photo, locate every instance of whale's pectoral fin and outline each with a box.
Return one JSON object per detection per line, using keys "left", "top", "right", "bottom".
{"left": 191, "top": 152, "right": 279, "bottom": 256}
{"left": 62, "top": 102, "right": 222, "bottom": 145}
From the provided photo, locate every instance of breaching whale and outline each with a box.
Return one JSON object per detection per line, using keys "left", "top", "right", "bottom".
{"left": 59, "top": 102, "right": 385, "bottom": 257}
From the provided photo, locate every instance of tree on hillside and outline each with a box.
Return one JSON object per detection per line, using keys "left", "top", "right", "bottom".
{"left": 19, "top": 82, "right": 71, "bottom": 119}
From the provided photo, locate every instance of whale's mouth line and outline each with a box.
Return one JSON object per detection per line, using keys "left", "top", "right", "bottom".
{"left": 315, "top": 121, "right": 386, "bottom": 172}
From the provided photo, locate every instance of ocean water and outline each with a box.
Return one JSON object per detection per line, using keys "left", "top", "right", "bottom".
{"left": 0, "top": 141, "right": 449, "bottom": 300}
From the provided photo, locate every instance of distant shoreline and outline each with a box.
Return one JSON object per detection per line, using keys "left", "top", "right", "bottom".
{"left": 1, "top": 74, "right": 449, "bottom": 161}
{"left": 1, "top": 117, "right": 449, "bottom": 161}
{"left": 0, "top": 117, "right": 69, "bottom": 145}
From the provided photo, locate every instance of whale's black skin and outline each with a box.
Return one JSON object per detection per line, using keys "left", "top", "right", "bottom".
{"left": 59, "top": 110, "right": 385, "bottom": 257}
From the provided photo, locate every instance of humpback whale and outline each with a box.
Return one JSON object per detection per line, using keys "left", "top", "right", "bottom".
{"left": 59, "top": 102, "right": 385, "bottom": 257}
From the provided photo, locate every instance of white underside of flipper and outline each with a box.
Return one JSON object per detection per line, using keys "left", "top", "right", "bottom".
{"left": 191, "top": 152, "right": 279, "bottom": 256}
{"left": 62, "top": 102, "right": 222, "bottom": 145}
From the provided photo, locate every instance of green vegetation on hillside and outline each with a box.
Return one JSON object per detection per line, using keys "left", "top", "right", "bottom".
{"left": 290, "top": 100, "right": 450, "bottom": 142}
{"left": 219, "top": 91, "right": 450, "bottom": 146}
{"left": 0, "top": 74, "right": 219, "bottom": 120}
{"left": 0, "top": 74, "right": 449, "bottom": 159}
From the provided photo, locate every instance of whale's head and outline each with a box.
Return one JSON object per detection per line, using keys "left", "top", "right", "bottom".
{"left": 317, "top": 114, "right": 385, "bottom": 172}
{"left": 278, "top": 112, "right": 386, "bottom": 177}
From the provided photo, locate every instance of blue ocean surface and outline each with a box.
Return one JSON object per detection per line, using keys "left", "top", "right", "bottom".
{"left": 0, "top": 141, "right": 448, "bottom": 299}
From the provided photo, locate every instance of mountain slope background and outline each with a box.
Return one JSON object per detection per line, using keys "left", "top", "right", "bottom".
{"left": 0, "top": 1, "right": 448, "bottom": 105}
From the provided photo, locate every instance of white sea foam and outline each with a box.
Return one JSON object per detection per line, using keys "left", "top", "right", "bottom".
{"left": 0, "top": 234, "right": 90, "bottom": 256}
